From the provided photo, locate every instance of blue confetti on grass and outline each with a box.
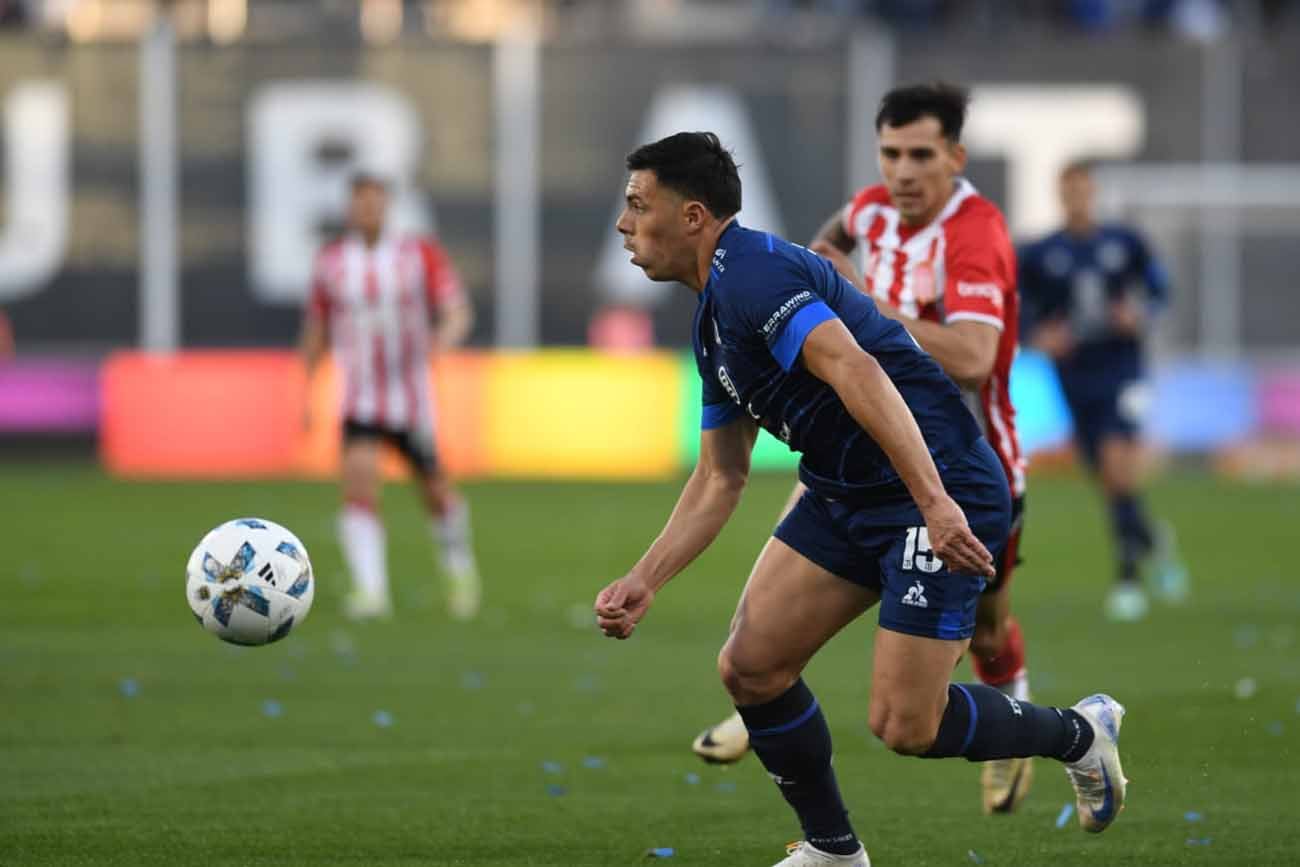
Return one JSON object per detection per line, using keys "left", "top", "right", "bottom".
{"left": 715, "top": 781, "right": 737, "bottom": 794}
{"left": 261, "top": 699, "right": 283, "bottom": 718}
{"left": 573, "top": 674, "right": 600, "bottom": 692}
{"left": 1184, "top": 811, "right": 1204, "bottom": 822}
{"left": 546, "top": 784, "right": 567, "bottom": 797}
{"left": 461, "top": 671, "right": 486, "bottom": 690}
{"left": 1265, "top": 720, "right": 1284, "bottom": 736}
{"left": 684, "top": 772, "right": 700, "bottom": 785}
{"left": 1055, "top": 803, "right": 1074, "bottom": 828}
{"left": 372, "top": 710, "right": 394, "bottom": 728}
{"left": 967, "top": 850, "right": 985, "bottom": 865}
{"left": 542, "top": 761, "right": 564, "bottom": 775}
{"left": 1186, "top": 837, "right": 1213, "bottom": 847}
{"left": 582, "top": 756, "right": 606, "bottom": 769}
{"left": 119, "top": 678, "right": 139, "bottom": 698}
{"left": 646, "top": 848, "right": 675, "bottom": 859}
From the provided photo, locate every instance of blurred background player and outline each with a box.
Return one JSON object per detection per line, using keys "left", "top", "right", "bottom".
{"left": 300, "top": 173, "right": 481, "bottom": 622}
{"left": 1019, "top": 161, "right": 1188, "bottom": 623}
{"left": 692, "top": 82, "right": 1036, "bottom": 816}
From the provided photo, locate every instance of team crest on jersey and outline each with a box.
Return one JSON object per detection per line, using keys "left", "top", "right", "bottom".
{"left": 912, "top": 261, "right": 937, "bottom": 304}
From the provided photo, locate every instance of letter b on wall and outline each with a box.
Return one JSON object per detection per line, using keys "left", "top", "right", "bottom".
{"left": 247, "top": 81, "right": 429, "bottom": 303}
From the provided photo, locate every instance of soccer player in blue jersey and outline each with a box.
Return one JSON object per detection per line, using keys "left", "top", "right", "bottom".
{"left": 592, "top": 132, "right": 1128, "bottom": 865}
{"left": 1019, "top": 161, "right": 1187, "bottom": 622}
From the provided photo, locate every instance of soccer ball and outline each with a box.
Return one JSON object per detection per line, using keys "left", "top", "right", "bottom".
{"left": 185, "top": 518, "right": 314, "bottom": 646}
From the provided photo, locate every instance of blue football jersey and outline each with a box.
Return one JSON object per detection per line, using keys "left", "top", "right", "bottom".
{"left": 693, "top": 221, "right": 981, "bottom": 502}
{"left": 1018, "top": 224, "right": 1169, "bottom": 388}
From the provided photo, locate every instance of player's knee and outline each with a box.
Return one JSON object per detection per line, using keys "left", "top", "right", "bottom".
{"left": 868, "top": 706, "right": 939, "bottom": 756}
{"left": 716, "top": 646, "right": 788, "bottom": 706}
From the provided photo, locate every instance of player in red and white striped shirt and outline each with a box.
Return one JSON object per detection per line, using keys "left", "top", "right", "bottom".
{"left": 300, "top": 173, "right": 480, "bottom": 621}
{"left": 692, "top": 84, "right": 1034, "bottom": 817}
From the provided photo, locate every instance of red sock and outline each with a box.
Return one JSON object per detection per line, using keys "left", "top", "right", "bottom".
{"left": 973, "top": 616, "right": 1026, "bottom": 687}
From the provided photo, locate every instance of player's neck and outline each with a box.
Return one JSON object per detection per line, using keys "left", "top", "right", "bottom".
{"left": 1065, "top": 217, "right": 1095, "bottom": 238}
{"left": 688, "top": 216, "right": 735, "bottom": 293}
{"left": 356, "top": 229, "right": 383, "bottom": 248}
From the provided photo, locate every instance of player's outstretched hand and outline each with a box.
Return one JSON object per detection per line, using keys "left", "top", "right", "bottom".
{"left": 810, "top": 241, "right": 866, "bottom": 292}
{"left": 922, "top": 494, "right": 995, "bottom": 578}
{"left": 594, "top": 575, "right": 655, "bottom": 640}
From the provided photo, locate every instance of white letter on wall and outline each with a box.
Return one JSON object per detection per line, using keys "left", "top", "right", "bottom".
{"left": 0, "top": 81, "right": 69, "bottom": 302}
{"left": 248, "top": 81, "right": 428, "bottom": 303}
{"left": 965, "top": 85, "right": 1145, "bottom": 237}
{"left": 595, "top": 85, "right": 785, "bottom": 306}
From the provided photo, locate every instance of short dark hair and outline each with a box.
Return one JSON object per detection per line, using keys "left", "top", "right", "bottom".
{"left": 350, "top": 171, "right": 389, "bottom": 193}
{"left": 1061, "top": 159, "right": 1096, "bottom": 180}
{"left": 625, "top": 132, "right": 741, "bottom": 219}
{"left": 875, "top": 82, "right": 971, "bottom": 142}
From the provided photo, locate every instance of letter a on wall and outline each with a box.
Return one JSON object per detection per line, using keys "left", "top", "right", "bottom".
{"left": 595, "top": 85, "right": 785, "bottom": 306}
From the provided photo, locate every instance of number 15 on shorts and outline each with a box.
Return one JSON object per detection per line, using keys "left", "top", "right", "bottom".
{"left": 903, "top": 527, "right": 944, "bottom": 574}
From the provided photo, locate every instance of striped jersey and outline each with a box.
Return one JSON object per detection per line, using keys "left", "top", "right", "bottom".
{"left": 842, "top": 179, "right": 1025, "bottom": 495}
{"left": 307, "top": 232, "right": 464, "bottom": 431}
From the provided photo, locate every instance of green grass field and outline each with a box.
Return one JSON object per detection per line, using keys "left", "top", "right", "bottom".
{"left": 2, "top": 462, "right": 1298, "bottom": 866}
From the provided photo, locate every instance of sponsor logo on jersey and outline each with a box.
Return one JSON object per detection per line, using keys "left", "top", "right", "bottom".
{"left": 761, "top": 291, "right": 813, "bottom": 336}
{"left": 717, "top": 364, "right": 740, "bottom": 405}
{"left": 956, "top": 281, "right": 1004, "bottom": 311}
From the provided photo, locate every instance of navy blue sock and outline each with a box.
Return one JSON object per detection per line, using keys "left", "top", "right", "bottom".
{"left": 1108, "top": 494, "right": 1153, "bottom": 583}
{"left": 921, "top": 684, "right": 1094, "bottom": 763}
{"left": 737, "top": 680, "right": 858, "bottom": 855}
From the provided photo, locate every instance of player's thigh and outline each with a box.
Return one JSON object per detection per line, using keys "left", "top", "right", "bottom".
{"left": 720, "top": 536, "right": 877, "bottom": 703}
{"left": 1098, "top": 434, "right": 1143, "bottom": 495}
{"left": 341, "top": 436, "right": 383, "bottom": 502}
{"left": 869, "top": 627, "right": 967, "bottom": 753}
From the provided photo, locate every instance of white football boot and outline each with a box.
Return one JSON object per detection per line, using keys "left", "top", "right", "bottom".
{"left": 692, "top": 710, "right": 750, "bottom": 764}
{"left": 1104, "top": 582, "right": 1149, "bottom": 622}
{"left": 444, "top": 564, "right": 481, "bottom": 621}
{"left": 1063, "top": 693, "right": 1128, "bottom": 833}
{"left": 343, "top": 589, "right": 392, "bottom": 621}
{"left": 773, "top": 841, "right": 869, "bottom": 866}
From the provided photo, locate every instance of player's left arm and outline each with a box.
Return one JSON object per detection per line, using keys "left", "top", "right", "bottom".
{"left": 885, "top": 316, "right": 999, "bottom": 391}
{"left": 1134, "top": 229, "right": 1171, "bottom": 312}
{"left": 421, "top": 240, "right": 475, "bottom": 349}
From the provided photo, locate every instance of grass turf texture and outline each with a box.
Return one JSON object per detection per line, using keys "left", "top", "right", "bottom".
{"left": 2, "top": 463, "right": 1298, "bottom": 866}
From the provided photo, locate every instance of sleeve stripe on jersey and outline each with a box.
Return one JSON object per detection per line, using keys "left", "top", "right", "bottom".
{"left": 701, "top": 402, "right": 742, "bottom": 430}
{"left": 945, "top": 311, "right": 1005, "bottom": 331}
{"left": 771, "top": 301, "right": 838, "bottom": 372}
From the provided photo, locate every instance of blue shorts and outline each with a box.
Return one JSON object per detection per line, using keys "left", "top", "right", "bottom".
{"left": 773, "top": 439, "right": 1011, "bottom": 641}
{"left": 1063, "top": 379, "right": 1148, "bottom": 467}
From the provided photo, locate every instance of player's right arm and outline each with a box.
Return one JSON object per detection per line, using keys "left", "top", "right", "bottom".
{"left": 810, "top": 204, "right": 857, "bottom": 255}
{"left": 594, "top": 416, "right": 759, "bottom": 640}
{"left": 1017, "top": 242, "right": 1074, "bottom": 360}
{"left": 299, "top": 251, "right": 332, "bottom": 429}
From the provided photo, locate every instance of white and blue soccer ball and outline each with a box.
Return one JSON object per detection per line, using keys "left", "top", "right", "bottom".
{"left": 185, "top": 518, "right": 314, "bottom": 646}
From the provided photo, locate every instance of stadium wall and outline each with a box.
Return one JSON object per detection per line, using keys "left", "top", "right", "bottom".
{"left": 73, "top": 349, "right": 1294, "bottom": 480}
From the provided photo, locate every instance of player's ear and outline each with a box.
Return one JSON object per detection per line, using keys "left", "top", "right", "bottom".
{"left": 682, "top": 200, "right": 709, "bottom": 234}
{"left": 949, "top": 140, "right": 968, "bottom": 174}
